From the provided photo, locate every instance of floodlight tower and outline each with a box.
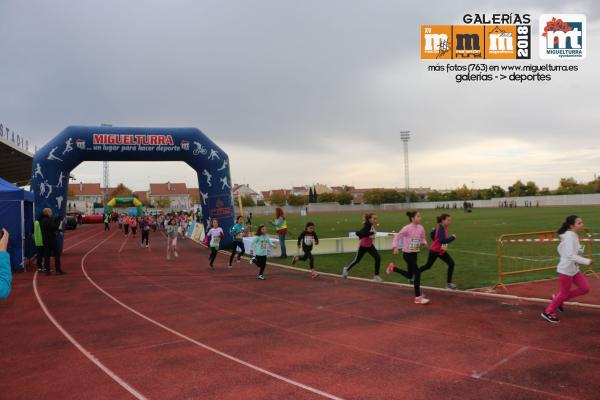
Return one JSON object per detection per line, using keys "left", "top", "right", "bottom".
{"left": 400, "top": 131, "right": 411, "bottom": 204}
{"left": 101, "top": 123, "right": 112, "bottom": 203}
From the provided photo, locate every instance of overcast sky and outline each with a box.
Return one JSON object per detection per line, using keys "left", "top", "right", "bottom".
{"left": 1, "top": 0, "right": 598, "bottom": 191}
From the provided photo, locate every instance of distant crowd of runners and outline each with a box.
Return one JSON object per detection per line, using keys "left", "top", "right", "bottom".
{"left": 27, "top": 204, "right": 592, "bottom": 324}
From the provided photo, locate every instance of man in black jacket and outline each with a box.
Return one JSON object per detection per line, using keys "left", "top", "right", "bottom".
{"left": 40, "top": 208, "right": 64, "bottom": 275}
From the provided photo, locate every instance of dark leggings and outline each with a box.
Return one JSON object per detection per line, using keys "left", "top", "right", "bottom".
{"left": 123, "top": 225, "right": 129, "bottom": 235}
{"left": 419, "top": 250, "right": 455, "bottom": 283}
{"left": 255, "top": 255, "right": 267, "bottom": 275}
{"left": 209, "top": 246, "right": 218, "bottom": 266}
{"left": 229, "top": 240, "right": 245, "bottom": 264}
{"left": 299, "top": 247, "right": 314, "bottom": 269}
{"left": 392, "top": 252, "right": 421, "bottom": 297}
{"left": 141, "top": 231, "right": 149, "bottom": 245}
{"left": 346, "top": 245, "right": 381, "bottom": 275}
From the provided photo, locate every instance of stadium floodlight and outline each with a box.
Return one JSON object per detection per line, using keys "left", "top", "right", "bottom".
{"left": 400, "top": 131, "right": 411, "bottom": 204}
{"left": 101, "top": 123, "right": 112, "bottom": 203}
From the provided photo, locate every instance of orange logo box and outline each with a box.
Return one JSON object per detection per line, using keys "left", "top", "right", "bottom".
{"left": 486, "top": 25, "right": 517, "bottom": 59}
{"left": 453, "top": 25, "right": 484, "bottom": 59}
{"left": 421, "top": 25, "right": 452, "bottom": 59}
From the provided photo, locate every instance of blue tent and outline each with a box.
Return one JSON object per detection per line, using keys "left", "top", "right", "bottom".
{"left": 0, "top": 178, "right": 34, "bottom": 271}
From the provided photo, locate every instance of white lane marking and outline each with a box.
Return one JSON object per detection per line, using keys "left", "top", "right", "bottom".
{"left": 472, "top": 346, "right": 530, "bottom": 379}
{"left": 33, "top": 232, "right": 147, "bottom": 400}
{"left": 82, "top": 235, "right": 346, "bottom": 400}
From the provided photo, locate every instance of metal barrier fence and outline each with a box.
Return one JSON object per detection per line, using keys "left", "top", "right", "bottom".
{"left": 495, "top": 230, "right": 598, "bottom": 290}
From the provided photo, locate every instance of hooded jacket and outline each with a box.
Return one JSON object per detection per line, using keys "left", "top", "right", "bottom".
{"left": 556, "top": 230, "right": 591, "bottom": 276}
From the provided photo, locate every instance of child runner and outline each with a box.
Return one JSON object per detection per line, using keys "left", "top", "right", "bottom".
{"left": 419, "top": 214, "right": 458, "bottom": 290}
{"left": 228, "top": 216, "right": 246, "bottom": 269}
{"left": 206, "top": 219, "right": 224, "bottom": 270}
{"left": 249, "top": 224, "right": 272, "bottom": 280}
{"left": 130, "top": 216, "right": 138, "bottom": 236}
{"left": 386, "top": 211, "right": 430, "bottom": 304}
{"left": 104, "top": 213, "right": 110, "bottom": 231}
{"left": 293, "top": 222, "right": 320, "bottom": 278}
{"left": 140, "top": 216, "right": 151, "bottom": 248}
{"left": 123, "top": 215, "right": 130, "bottom": 236}
{"left": 180, "top": 216, "right": 188, "bottom": 240}
{"left": 166, "top": 218, "right": 179, "bottom": 260}
{"left": 342, "top": 213, "right": 383, "bottom": 282}
{"left": 542, "top": 215, "right": 593, "bottom": 323}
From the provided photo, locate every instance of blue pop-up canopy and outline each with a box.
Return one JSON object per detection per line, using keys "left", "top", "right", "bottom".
{"left": 0, "top": 177, "right": 34, "bottom": 270}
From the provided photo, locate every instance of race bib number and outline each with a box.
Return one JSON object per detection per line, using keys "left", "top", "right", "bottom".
{"left": 409, "top": 239, "right": 421, "bottom": 252}
{"left": 236, "top": 232, "right": 243, "bottom": 239}
{"left": 441, "top": 243, "right": 448, "bottom": 251}
{"left": 211, "top": 236, "right": 221, "bottom": 246}
{"left": 304, "top": 236, "right": 314, "bottom": 246}
{"left": 260, "top": 241, "right": 268, "bottom": 251}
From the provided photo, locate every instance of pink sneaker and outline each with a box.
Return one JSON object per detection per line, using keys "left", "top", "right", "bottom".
{"left": 311, "top": 271, "right": 320, "bottom": 278}
{"left": 386, "top": 262, "right": 395, "bottom": 274}
{"left": 414, "top": 296, "right": 430, "bottom": 305}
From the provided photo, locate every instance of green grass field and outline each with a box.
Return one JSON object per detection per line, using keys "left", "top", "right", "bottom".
{"left": 251, "top": 207, "right": 600, "bottom": 290}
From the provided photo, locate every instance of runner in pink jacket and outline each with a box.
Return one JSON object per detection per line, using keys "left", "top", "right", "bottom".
{"left": 387, "top": 211, "right": 430, "bottom": 304}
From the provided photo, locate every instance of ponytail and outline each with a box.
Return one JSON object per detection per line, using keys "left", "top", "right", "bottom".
{"left": 436, "top": 213, "right": 450, "bottom": 224}
{"left": 557, "top": 215, "right": 578, "bottom": 234}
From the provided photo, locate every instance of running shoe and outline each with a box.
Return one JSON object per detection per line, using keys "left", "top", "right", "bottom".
{"left": 249, "top": 257, "right": 256, "bottom": 265}
{"left": 386, "top": 262, "right": 395, "bottom": 274}
{"left": 227, "top": 264, "right": 232, "bottom": 269}
{"left": 311, "top": 271, "right": 320, "bottom": 278}
{"left": 414, "top": 295, "right": 430, "bottom": 305}
{"left": 447, "top": 283, "right": 458, "bottom": 290}
{"left": 166, "top": 255, "right": 171, "bottom": 260}
{"left": 408, "top": 278, "right": 414, "bottom": 285}
{"left": 292, "top": 256, "right": 299, "bottom": 265}
{"left": 541, "top": 312, "right": 560, "bottom": 323}
{"left": 236, "top": 258, "right": 241, "bottom": 264}
{"left": 37, "top": 267, "right": 43, "bottom": 273}
{"left": 257, "top": 275, "right": 265, "bottom": 280}
{"left": 342, "top": 267, "right": 349, "bottom": 279}
{"left": 373, "top": 275, "right": 384, "bottom": 283}
{"left": 174, "top": 251, "right": 179, "bottom": 258}
{"left": 552, "top": 294, "right": 564, "bottom": 312}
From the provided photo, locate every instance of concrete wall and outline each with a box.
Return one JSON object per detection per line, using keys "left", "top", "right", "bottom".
{"left": 240, "top": 193, "right": 600, "bottom": 215}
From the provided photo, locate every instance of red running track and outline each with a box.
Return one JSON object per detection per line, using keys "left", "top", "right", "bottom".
{"left": 1, "top": 224, "right": 600, "bottom": 400}
{"left": 474, "top": 277, "right": 600, "bottom": 307}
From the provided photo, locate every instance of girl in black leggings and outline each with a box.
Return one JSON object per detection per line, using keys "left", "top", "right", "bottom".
{"left": 342, "top": 214, "right": 383, "bottom": 282}
{"left": 419, "top": 213, "right": 457, "bottom": 289}
{"left": 386, "top": 211, "right": 429, "bottom": 304}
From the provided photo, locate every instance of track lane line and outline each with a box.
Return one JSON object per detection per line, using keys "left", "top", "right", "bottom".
{"left": 33, "top": 230, "right": 147, "bottom": 400}
{"left": 105, "top": 234, "right": 579, "bottom": 400}
{"left": 83, "top": 231, "right": 346, "bottom": 400}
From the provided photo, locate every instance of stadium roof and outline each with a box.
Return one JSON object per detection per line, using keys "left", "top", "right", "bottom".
{"left": 0, "top": 137, "right": 33, "bottom": 186}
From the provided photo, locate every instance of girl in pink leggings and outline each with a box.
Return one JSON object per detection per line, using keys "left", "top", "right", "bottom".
{"left": 542, "top": 215, "right": 593, "bottom": 323}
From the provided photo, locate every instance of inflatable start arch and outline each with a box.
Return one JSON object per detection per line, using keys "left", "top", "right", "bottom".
{"left": 32, "top": 126, "right": 235, "bottom": 246}
{"left": 105, "top": 197, "right": 144, "bottom": 216}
